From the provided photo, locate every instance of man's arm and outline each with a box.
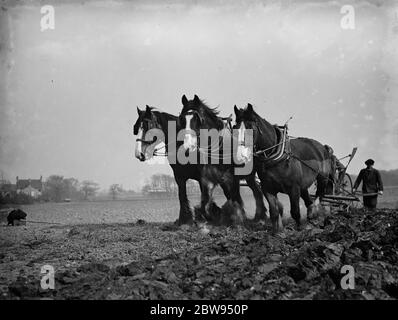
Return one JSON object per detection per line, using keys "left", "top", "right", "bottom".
{"left": 353, "top": 170, "right": 363, "bottom": 190}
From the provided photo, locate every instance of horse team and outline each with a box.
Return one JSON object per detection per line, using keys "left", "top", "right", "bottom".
{"left": 133, "top": 95, "right": 335, "bottom": 234}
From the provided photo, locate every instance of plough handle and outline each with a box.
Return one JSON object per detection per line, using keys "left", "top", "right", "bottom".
{"left": 354, "top": 192, "right": 381, "bottom": 197}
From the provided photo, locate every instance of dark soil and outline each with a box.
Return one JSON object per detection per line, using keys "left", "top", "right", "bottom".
{"left": 1, "top": 208, "right": 397, "bottom": 300}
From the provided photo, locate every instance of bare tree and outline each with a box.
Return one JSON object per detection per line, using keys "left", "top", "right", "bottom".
{"left": 43, "top": 175, "right": 65, "bottom": 202}
{"left": 109, "top": 184, "right": 123, "bottom": 200}
{"left": 63, "top": 177, "right": 81, "bottom": 200}
{"left": 42, "top": 175, "right": 84, "bottom": 202}
{"left": 80, "top": 180, "right": 100, "bottom": 200}
{"left": 146, "top": 174, "right": 177, "bottom": 195}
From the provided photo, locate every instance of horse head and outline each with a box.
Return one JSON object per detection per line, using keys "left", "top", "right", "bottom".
{"left": 233, "top": 104, "right": 262, "bottom": 163}
{"left": 179, "top": 94, "right": 222, "bottom": 152}
{"left": 234, "top": 103, "right": 275, "bottom": 150}
{"left": 133, "top": 105, "right": 165, "bottom": 161}
{"left": 233, "top": 103, "right": 258, "bottom": 139}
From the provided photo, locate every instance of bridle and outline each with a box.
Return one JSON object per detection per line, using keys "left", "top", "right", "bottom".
{"left": 182, "top": 110, "right": 235, "bottom": 160}
{"left": 236, "top": 118, "right": 283, "bottom": 158}
{"left": 235, "top": 119, "right": 262, "bottom": 147}
{"left": 135, "top": 117, "right": 159, "bottom": 144}
{"left": 182, "top": 110, "right": 204, "bottom": 125}
{"left": 135, "top": 116, "right": 168, "bottom": 156}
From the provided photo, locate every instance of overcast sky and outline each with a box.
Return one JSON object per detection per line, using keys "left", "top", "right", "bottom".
{"left": 0, "top": 0, "right": 397, "bottom": 190}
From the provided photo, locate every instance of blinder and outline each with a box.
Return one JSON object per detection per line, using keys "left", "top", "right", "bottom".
{"left": 135, "top": 116, "right": 160, "bottom": 144}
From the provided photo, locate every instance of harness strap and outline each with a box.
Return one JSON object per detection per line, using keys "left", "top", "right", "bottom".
{"left": 254, "top": 125, "right": 290, "bottom": 167}
{"left": 136, "top": 138, "right": 156, "bottom": 144}
{"left": 220, "top": 114, "right": 233, "bottom": 131}
{"left": 288, "top": 153, "right": 358, "bottom": 199}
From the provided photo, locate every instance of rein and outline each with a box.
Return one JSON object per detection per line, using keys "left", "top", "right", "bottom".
{"left": 251, "top": 122, "right": 357, "bottom": 199}
{"left": 136, "top": 137, "right": 156, "bottom": 144}
{"left": 288, "top": 153, "right": 358, "bottom": 199}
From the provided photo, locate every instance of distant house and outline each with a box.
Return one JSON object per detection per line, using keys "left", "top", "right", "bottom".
{"left": 16, "top": 176, "right": 43, "bottom": 198}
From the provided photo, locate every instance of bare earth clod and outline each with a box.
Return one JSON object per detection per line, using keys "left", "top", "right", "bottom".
{"left": 0, "top": 208, "right": 397, "bottom": 300}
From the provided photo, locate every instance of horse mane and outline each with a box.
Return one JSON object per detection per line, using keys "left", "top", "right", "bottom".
{"left": 181, "top": 98, "right": 223, "bottom": 128}
{"left": 242, "top": 104, "right": 278, "bottom": 145}
{"left": 152, "top": 109, "right": 178, "bottom": 121}
{"left": 242, "top": 105, "right": 264, "bottom": 125}
{"left": 142, "top": 105, "right": 177, "bottom": 122}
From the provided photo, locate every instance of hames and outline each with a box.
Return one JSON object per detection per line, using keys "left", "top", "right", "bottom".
{"left": 150, "top": 305, "right": 184, "bottom": 317}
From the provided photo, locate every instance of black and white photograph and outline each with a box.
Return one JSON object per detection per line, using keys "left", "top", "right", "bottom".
{"left": 0, "top": 0, "right": 397, "bottom": 305}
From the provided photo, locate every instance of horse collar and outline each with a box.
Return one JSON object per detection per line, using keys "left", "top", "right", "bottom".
{"left": 255, "top": 125, "right": 290, "bottom": 167}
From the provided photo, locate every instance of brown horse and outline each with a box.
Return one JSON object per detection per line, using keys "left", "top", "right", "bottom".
{"left": 234, "top": 104, "right": 334, "bottom": 233}
{"left": 179, "top": 95, "right": 267, "bottom": 224}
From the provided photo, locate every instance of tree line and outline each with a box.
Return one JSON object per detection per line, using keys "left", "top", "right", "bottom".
{"left": 42, "top": 175, "right": 100, "bottom": 202}
{"left": 1, "top": 171, "right": 227, "bottom": 205}
{"left": 0, "top": 175, "right": 123, "bottom": 204}
{"left": 42, "top": 177, "right": 131, "bottom": 201}
{"left": 141, "top": 173, "right": 200, "bottom": 196}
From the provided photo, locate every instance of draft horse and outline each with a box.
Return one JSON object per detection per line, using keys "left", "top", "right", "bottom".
{"left": 134, "top": 106, "right": 201, "bottom": 224}
{"left": 179, "top": 95, "right": 266, "bottom": 224}
{"left": 133, "top": 103, "right": 267, "bottom": 225}
{"left": 234, "top": 104, "right": 334, "bottom": 233}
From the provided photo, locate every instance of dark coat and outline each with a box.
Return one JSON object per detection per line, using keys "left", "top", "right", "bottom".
{"left": 7, "top": 209, "right": 27, "bottom": 226}
{"left": 353, "top": 168, "right": 383, "bottom": 194}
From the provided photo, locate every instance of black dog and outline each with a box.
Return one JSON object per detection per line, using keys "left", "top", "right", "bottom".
{"left": 7, "top": 209, "right": 27, "bottom": 226}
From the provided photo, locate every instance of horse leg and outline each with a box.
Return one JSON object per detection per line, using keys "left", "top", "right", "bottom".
{"left": 220, "top": 182, "right": 231, "bottom": 200}
{"left": 194, "top": 180, "right": 206, "bottom": 222}
{"left": 219, "top": 172, "right": 243, "bottom": 208}
{"left": 245, "top": 175, "right": 267, "bottom": 221}
{"left": 176, "top": 177, "right": 193, "bottom": 225}
{"left": 233, "top": 177, "right": 247, "bottom": 218}
{"left": 204, "top": 182, "right": 217, "bottom": 219}
{"left": 195, "top": 181, "right": 209, "bottom": 221}
{"left": 289, "top": 186, "right": 302, "bottom": 229}
{"left": 301, "top": 188, "right": 315, "bottom": 219}
{"left": 325, "top": 173, "right": 334, "bottom": 195}
{"left": 219, "top": 177, "right": 246, "bottom": 225}
{"left": 198, "top": 179, "right": 220, "bottom": 223}
{"left": 276, "top": 198, "right": 284, "bottom": 217}
{"left": 261, "top": 186, "right": 282, "bottom": 234}
{"left": 315, "top": 174, "right": 328, "bottom": 201}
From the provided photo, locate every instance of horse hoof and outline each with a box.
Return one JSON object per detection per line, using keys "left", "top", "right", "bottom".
{"left": 207, "top": 202, "right": 222, "bottom": 223}
{"left": 271, "top": 225, "right": 283, "bottom": 235}
{"left": 198, "top": 223, "right": 211, "bottom": 236}
{"left": 177, "top": 215, "right": 194, "bottom": 226}
{"left": 194, "top": 206, "right": 207, "bottom": 221}
{"left": 307, "top": 204, "right": 317, "bottom": 219}
{"left": 253, "top": 214, "right": 267, "bottom": 223}
{"left": 220, "top": 200, "right": 245, "bottom": 226}
{"left": 255, "top": 219, "right": 266, "bottom": 226}
{"left": 295, "top": 222, "right": 304, "bottom": 231}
